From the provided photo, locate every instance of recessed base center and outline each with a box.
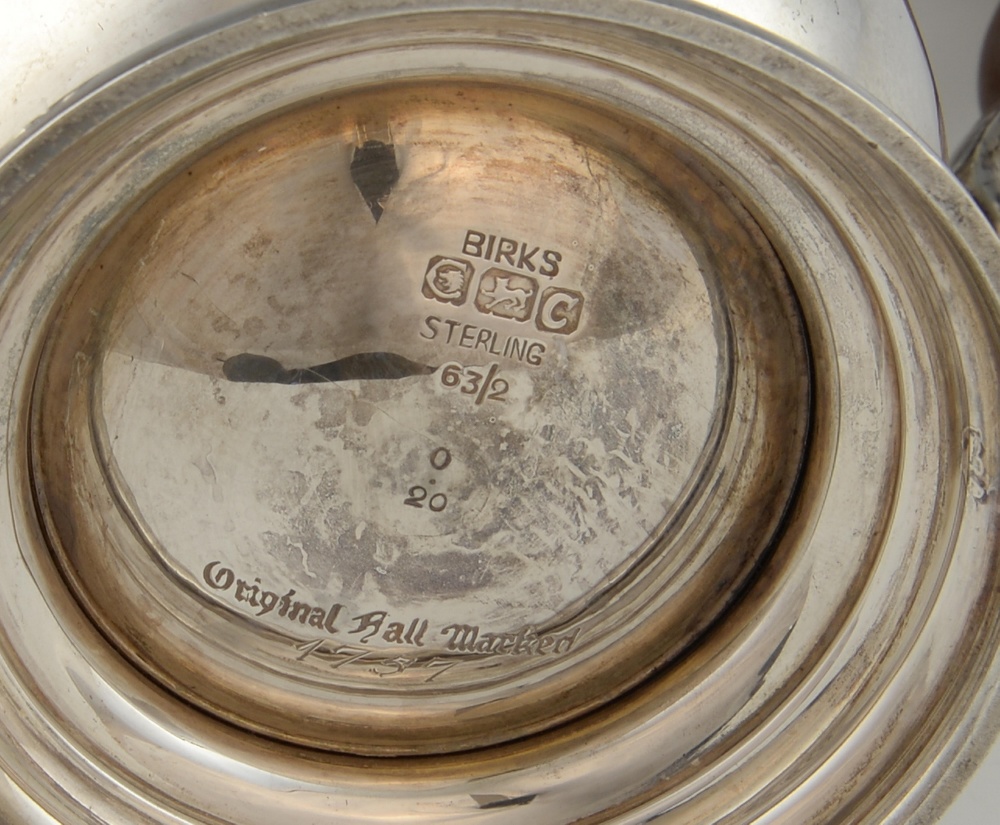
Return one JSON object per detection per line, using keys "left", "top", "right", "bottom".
{"left": 30, "top": 82, "right": 809, "bottom": 754}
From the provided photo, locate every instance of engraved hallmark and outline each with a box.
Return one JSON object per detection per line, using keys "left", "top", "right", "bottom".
{"left": 964, "top": 426, "right": 993, "bottom": 502}
{"left": 441, "top": 623, "right": 582, "bottom": 656}
{"left": 420, "top": 315, "right": 547, "bottom": 365}
{"left": 202, "top": 561, "right": 583, "bottom": 657}
{"left": 418, "top": 229, "right": 584, "bottom": 340}
{"left": 203, "top": 561, "right": 344, "bottom": 634}
{"left": 461, "top": 229, "right": 562, "bottom": 277}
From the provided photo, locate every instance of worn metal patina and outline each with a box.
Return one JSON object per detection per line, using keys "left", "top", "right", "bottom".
{"left": 0, "top": 2, "right": 999, "bottom": 823}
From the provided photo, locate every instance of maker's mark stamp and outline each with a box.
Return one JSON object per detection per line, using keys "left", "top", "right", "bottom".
{"left": 536, "top": 287, "right": 584, "bottom": 334}
{"left": 475, "top": 269, "right": 538, "bottom": 322}
{"left": 423, "top": 256, "right": 474, "bottom": 305}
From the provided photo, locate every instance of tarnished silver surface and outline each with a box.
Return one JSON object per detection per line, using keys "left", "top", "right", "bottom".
{"left": 0, "top": 0, "right": 944, "bottom": 156}
{"left": 33, "top": 82, "right": 810, "bottom": 754}
{"left": 1, "top": 1, "right": 1000, "bottom": 823}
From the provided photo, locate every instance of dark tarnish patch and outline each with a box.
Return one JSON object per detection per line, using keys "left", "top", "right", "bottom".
{"left": 223, "top": 351, "right": 434, "bottom": 384}
{"left": 350, "top": 139, "right": 400, "bottom": 223}
{"left": 223, "top": 353, "right": 289, "bottom": 383}
{"left": 471, "top": 793, "right": 538, "bottom": 810}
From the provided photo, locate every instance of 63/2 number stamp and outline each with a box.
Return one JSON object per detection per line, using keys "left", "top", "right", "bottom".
{"left": 439, "top": 361, "right": 509, "bottom": 405}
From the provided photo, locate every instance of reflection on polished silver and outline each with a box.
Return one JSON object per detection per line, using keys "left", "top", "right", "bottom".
{"left": 956, "top": 108, "right": 1000, "bottom": 231}
{"left": 687, "top": 0, "right": 944, "bottom": 151}
{"left": 1, "top": 1, "right": 1000, "bottom": 823}
{"left": 0, "top": 0, "right": 944, "bottom": 154}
